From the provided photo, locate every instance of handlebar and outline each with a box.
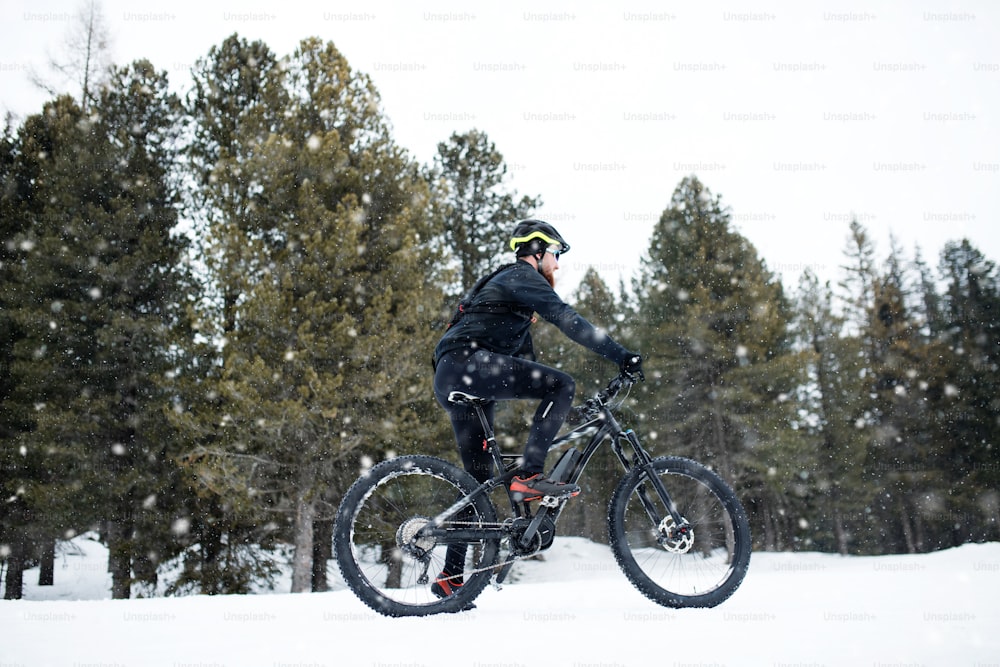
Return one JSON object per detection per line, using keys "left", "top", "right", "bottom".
{"left": 571, "top": 371, "right": 642, "bottom": 422}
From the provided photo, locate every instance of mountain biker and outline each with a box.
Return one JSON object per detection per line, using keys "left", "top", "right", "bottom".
{"left": 431, "top": 219, "right": 642, "bottom": 599}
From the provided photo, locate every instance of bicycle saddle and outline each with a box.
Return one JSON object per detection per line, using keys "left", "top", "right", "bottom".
{"left": 448, "top": 391, "right": 489, "bottom": 406}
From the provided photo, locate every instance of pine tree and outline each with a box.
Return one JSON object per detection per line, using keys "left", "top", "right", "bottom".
{"left": 937, "top": 240, "right": 1000, "bottom": 543}
{"left": 0, "top": 118, "right": 36, "bottom": 598}
{"left": 178, "top": 36, "right": 442, "bottom": 593}
{"left": 793, "top": 270, "right": 870, "bottom": 554}
{"left": 913, "top": 247, "right": 944, "bottom": 339}
{"left": 2, "top": 96, "right": 102, "bottom": 598}
{"left": 632, "top": 176, "right": 805, "bottom": 550}
{"left": 168, "top": 35, "right": 283, "bottom": 594}
{"left": 0, "top": 121, "right": 29, "bottom": 447}
{"left": 837, "top": 227, "right": 963, "bottom": 554}
{"left": 87, "top": 59, "right": 192, "bottom": 597}
{"left": 0, "top": 60, "right": 190, "bottom": 598}
{"left": 865, "top": 240, "right": 924, "bottom": 551}
{"left": 431, "top": 129, "right": 540, "bottom": 299}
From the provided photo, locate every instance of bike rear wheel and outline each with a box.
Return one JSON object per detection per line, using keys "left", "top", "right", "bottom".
{"left": 609, "top": 456, "right": 751, "bottom": 608}
{"left": 334, "top": 455, "right": 500, "bottom": 616}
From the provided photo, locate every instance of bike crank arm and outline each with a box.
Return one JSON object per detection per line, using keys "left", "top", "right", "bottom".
{"left": 494, "top": 501, "right": 561, "bottom": 586}
{"left": 516, "top": 503, "right": 556, "bottom": 551}
{"left": 494, "top": 507, "right": 552, "bottom": 586}
{"left": 493, "top": 557, "right": 517, "bottom": 587}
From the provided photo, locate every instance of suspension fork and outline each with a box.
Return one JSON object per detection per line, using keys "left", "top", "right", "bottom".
{"left": 608, "top": 413, "right": 687, "bottom": 532}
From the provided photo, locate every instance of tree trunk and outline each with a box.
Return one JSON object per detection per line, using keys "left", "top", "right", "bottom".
{"left": 828, "top": 480, "right": 850, "bottom": 555}
{"left": 3, "top": 537, "right": 25, "bottom": 599}
{"left": 833, "top": 509, "right": 849, "bottom": 556}
{"left": 764, "top": 504, "right": 778, "bottom": 551}
{"left": 911, "top": 497, "right": 927, "bottom": 552}
{"left": 38, "top": 539, "right": 56, "bottom": 586}
{"left": 382, "top": 540, "right": 402, "bottom": 589}
{"left": 709, "top": 391, "right": 735, "bottom": 483}
{"left": 200, "top": 500, "right": 224, "bottom": 595}
{"left": 311, "top": 518, "right": 333, "bottom": 592}
{"left": 899, "top": 496, "right": 917, "bottom": 554}
{"left": 107, "top": 519, "right": 132, "bottom": 599}
{"left": 816, "top": 336, "right": 850, "bottom": 557}
{"left": 290, "top": 492, "right": 316, "bottom": 593}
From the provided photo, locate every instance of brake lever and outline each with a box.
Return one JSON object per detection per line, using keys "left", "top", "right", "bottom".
{"left": 623, "top": 369, "right": 645, "bottom": 383}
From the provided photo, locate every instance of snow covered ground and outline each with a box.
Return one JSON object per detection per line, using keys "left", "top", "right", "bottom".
{"left": 3, "top": 535, "right": 999, "bottom": 667}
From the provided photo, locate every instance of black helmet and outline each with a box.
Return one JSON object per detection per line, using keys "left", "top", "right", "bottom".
{"left": 508, "top": 219, "right": 570, "bottom": 256}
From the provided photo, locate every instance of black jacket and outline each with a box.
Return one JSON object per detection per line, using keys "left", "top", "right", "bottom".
{"left": 434, "top": 260, "right": 630, "bottom": 366}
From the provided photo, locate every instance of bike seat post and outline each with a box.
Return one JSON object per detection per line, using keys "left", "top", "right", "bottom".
{"left": 451, "top": 392, "right": 521, "bottom": 506}
{"left": 449, "top": 391, "right": 499, "bottom": 453}
{"left": 474, "top": 403, "right": 501, "bottom": 458}
{"left": 471, "top": 403, "right": 522, "bottom": 487}
{"left": 471, "top": 403, "right": 490, "bottom": 435}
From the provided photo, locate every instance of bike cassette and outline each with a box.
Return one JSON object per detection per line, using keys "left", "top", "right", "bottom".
{"left": 396, "top": 516, "right": 436, "bottom": 558}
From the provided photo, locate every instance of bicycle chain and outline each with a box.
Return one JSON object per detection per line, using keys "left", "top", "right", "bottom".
{"left": 427, "top": 519, "right": 541, "bottom": 583}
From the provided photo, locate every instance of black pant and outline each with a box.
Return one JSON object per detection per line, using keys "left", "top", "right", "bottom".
{"left": 433, "top": 348, "right": 576, "bottom": 578}
{"left": 433, "top": 348, "right": 576, "bottom": 481}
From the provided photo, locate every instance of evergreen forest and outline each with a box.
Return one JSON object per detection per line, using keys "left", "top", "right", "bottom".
{"left": 2, "top": 34, "right": 997, "bottom": 598}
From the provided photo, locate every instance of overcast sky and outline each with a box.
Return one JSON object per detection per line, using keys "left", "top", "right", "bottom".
{"left": 3, "top": 0, "right": 997, "bottom": 295}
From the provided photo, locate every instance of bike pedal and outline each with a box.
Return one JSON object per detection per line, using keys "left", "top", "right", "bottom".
{"left": 540, "top": 495, "right": 561, "bottom": 508}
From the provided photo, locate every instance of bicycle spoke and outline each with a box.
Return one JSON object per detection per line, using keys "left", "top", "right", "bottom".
{"left": 609, "top": 457, "right": 751, "bottom": 608}
{"left": 335, "top": 456, "right": 501, "bottom": 616}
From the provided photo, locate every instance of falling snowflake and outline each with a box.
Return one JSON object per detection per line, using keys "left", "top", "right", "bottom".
{"left": 171, "top": 518, "right": 191, "bottom": 536}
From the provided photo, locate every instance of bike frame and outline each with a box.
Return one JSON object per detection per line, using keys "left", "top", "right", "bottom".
{"left": 422, "top": 377, "right": 687, "bottom": 561}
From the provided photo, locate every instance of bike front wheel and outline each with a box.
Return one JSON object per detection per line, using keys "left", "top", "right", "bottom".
{"left": 334, "top": 455, "right": 500, "bottom": 616}
{"left": 609, "top": 456, "right": 751, "bottom": 608}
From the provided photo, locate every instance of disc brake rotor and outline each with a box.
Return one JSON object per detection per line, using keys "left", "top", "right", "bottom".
{"left": 657, "top": 515, "right": 695, "bottom": 554}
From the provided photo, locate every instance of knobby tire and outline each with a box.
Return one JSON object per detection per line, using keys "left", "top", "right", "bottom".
{"left": 333, "top": 455, "right": 499, "bottom": 617}
{"left": 608, "top": 456, "right": 751, "bottom": 608}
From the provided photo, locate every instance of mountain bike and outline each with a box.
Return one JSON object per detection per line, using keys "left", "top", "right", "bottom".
{"left": 333, "top": 372, "right": 751, "bottom": 617}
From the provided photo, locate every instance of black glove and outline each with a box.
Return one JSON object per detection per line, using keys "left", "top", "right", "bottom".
{"left": 621, "top": 353, "right": 644, "bottom": 381}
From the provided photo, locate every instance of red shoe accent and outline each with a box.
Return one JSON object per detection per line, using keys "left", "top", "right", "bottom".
{"left": 432, "top": 574, "right": 463, "bottom": 597}
{"left": 509, "top": 475, "right": 544, "bottom": 500}
{"left": 510, "top": 474, "right": 581, "bottom": 500}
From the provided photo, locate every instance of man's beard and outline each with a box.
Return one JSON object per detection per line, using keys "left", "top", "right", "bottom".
{"left": 541, "top": 264, "right": 556, "bottom": 288}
